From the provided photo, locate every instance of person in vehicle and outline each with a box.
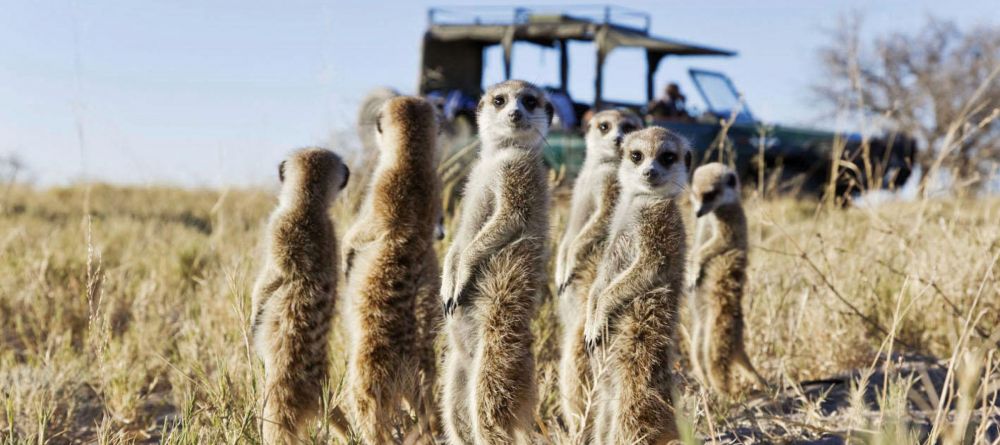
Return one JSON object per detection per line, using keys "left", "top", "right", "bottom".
{"left": 647, "top": 82, "right": 690, "bottom": 120}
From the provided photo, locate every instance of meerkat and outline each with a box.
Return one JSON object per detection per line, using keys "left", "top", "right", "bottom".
{"left": 341, "top": 96, "right": 443, "bottom": 444}
{"left": 251, "top": 147, "right": 350, "bottom": 445}
{"left": 554, "top": 109, "right": 643, "bottom": 435}
{"left": 583, "top": 127, "right": 690, "bottom": 445}
{"left": 439, "top": 80, "right": 553, "bottom": 445}
{"left": 688, "top": 162, "right": 767, "bottom": 397}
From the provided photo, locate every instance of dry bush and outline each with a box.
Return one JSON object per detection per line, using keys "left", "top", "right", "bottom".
{"left": 815, "top": 14, "right": 1000, "bottom": 193}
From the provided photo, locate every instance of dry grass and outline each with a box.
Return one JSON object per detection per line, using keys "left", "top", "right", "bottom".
{"left": 1, "top": 178, "right": 998, "bottom": 444}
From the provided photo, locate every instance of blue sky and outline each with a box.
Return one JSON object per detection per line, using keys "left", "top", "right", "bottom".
{"left": 1, "top": 0, "right": 996, "bottom": 186}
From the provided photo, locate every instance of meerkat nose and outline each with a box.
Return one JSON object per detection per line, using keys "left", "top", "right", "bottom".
{"left": 509, "top": 109, "right": 523, "bottom": 123}
{"left": 644, "top": 169, "right": 660, "bottom": 181}
{"left": 614, "top": 135, "right": 624, "bottom": 147}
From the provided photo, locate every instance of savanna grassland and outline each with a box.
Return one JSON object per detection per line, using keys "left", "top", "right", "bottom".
{"left": 1, "top": 179, "right": 998, "bottom": 444}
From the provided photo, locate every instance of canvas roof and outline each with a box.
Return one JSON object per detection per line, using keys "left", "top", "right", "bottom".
{"left": 426, "top": 16, "right": 735, "bottom": 58}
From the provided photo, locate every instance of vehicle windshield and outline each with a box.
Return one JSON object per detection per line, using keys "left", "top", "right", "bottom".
{"left": 690, "top": 69, "right": 754, "bottom": 123}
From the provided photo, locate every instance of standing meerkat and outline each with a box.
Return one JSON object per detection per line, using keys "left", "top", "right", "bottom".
{"left": 554, "top": 109, "right": 642, "bottom": 436}
{"left": 341, "top": 96, "right": 443, "bottom": 444}
{"left": 440, "top": 80, "right": 553, "bottom": 445}
{"left": 689, "top": 162, "right": 766, "bottom": 396}
{"left": 584, "top": 127, "right": 690, "bottom": 445}
{"left": 251, "top": 147, "right": 350, "bottom": 445}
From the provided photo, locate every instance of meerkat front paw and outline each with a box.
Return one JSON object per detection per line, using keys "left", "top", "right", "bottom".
{"left": 583, "top": 305, "right": 606, "bottom": 353}
{"left": 343, "top": 248, "right": 357, "bottom": 278}
{"left": 557, "top": 280, "right": 570, "bottom": 296}
{"left": 440, "top": 275, "right": 455, "bottom": 315}
{"left": 557, "top": 263, "right": 577, "bottom": 296}
{"left": 444, "top": 271, "right": 472, "bottom": 317}
{"left": 583, "top": 320, "right": 604, "bottom": 353}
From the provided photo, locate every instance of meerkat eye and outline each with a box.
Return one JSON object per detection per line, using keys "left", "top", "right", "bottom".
{"left": 598, "top": 122, "right": 610, "bottom": 134}
{"left": 727, "top": 172, "right": 737, "bottom": 188}
{"left": 657, "top": 152, "right": 677, "bottom": 165}
{"left": 492, "top": 95, "right": 506, "bottom": 108}
{"left": 521, "top": 95, "right": 538, "bottom": 111}
{"left": 629, "top": 151, "right": 643, "bottom": 164}
{"left": 703, "top": 190, "right": 718, "bottom": 202}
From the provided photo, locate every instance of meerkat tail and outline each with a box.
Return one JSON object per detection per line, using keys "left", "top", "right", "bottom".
{"left": 414, "top": 250, "right": 443, "bottom": 439}
{"left": 686, "top": 316, "right": 708, "bottom": 389}
{"left": 442, "top": 344, "right": 473, "bottom": 445}
{"left": 734, "top": 348, "right": 769, "bottom": 390}
{"left": 348, "top": 370, "right": 398, "bottom": 444}
{"left": 260, "top": 389, "right": 305, "bottom": 445}
{"left": 559, "top": 320, "right": 593, "bottom": 438}
{"left": 325, "top": 406, "right": 351, "bottom": 442}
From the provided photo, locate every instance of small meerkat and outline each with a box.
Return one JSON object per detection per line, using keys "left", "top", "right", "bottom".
{"left": 554, "top": 109, "right": 642, "bottom": 435}
{"left": 439, "top": 80, "right": 552, "bottom": 445}
{"left": 689, "top": 162, "right": 766, "bottom": 396}
{"left": 341, "top": 96, "right": 443, "bottom": 444}
{"left": 583, "top": 127, "right": 690, "bottom": 445}
{"left": 251, "top": 147, "right": 350, "bottom": 445}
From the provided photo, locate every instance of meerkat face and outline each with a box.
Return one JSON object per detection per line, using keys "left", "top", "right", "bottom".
{"left": 477, "top": 80, "right": 554, "bottom": 149}
{"left": 691, "top": 162, "right": 740, "bottom": 217}
{"left": 586, "top": 109, "right": 644, "bottom": 162}
{"left": 373, "top": 96, "right": 439, "bottom": 165}
{"left": 279, "top": 147, "right": 350, "bottom": 205}
{"left": 617, "top": 127, "right": 691, "bottom": 197}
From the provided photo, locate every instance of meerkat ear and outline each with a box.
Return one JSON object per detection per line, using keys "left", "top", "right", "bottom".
{"left": 375, "top": 112, "right": 383, "bottom": 134}
{"left": 545, "top": 102, "right": 554, "bottom": 127}
{"left": 727, "top": 171, "right": 737, "bottom": 188}
{"left": 278, "top": 160, "right": 286, "bottom": 183}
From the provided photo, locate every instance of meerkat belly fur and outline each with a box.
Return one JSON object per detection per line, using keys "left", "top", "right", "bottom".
{"left": 689, "top": 162, "right": 766, "bottom": 397}
{"left": 583, "top": 127, "right": 691, "bottom": 445}
{"left": 251, "top": 148, "right": 350, "bottom": 445}
{"left": 440, "top": 80, "right": 553, "bottom": 445}
{"left": 341, "top": 96, "right": 443, "bottom": 444}
{"left": 554, "top": 109, "right": 642, "bottom": 436}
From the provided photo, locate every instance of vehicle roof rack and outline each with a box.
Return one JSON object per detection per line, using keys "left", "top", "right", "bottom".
{"left": 428, "top": 5, "right": 651, "bottom": 34}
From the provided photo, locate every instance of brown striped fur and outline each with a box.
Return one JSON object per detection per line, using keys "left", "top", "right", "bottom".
{"left": 440, "top": 80, "right": 552, "bottom": 445}
{"left": 251, "top": 147, "right": 350, "bottom": 444}
{"left": 554, "top": 109, "right": 642, "bottom": 437}
{"left": 342, "top": 96, "right": 442, "bottom": 444}
{"left": 584, "top": 128, "right": 690, "bottom": 445}
{"left": 689, "top": 162, "right": 766, "bottom": 397}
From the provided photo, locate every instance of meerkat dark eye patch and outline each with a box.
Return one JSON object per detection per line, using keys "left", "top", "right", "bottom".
{"left": 278, "top": 160, "right": 286, "bottom": 183}
{"left": 685, "top": 151, "right": 692, "bottom": 171}
{"left": 521, "top": 95, "right": 537, "bottom": 111}
{"left": 630, "top": 151, "right": 643, "bottom": 164}
{"left": 620, "top": 123, "right": 636, "bottom": 134}
{"left": 598, "top": 122, "right": 610, "bottom": 134}
{"left": 492, "top": 95, "right": 506, "bottom": 108}
{"left": 657, "top": 151, "right": 677, "bottom": 166}
{"left": 727, "top": 172, "right": 737, "bottom": 188}
{"left": 703, "top": 190, "right": 718, "bottom": 202}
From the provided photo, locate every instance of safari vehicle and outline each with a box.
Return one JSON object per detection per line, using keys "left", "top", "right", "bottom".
{"left": 414, "top": 5, "right": 915, "bottom": 196}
